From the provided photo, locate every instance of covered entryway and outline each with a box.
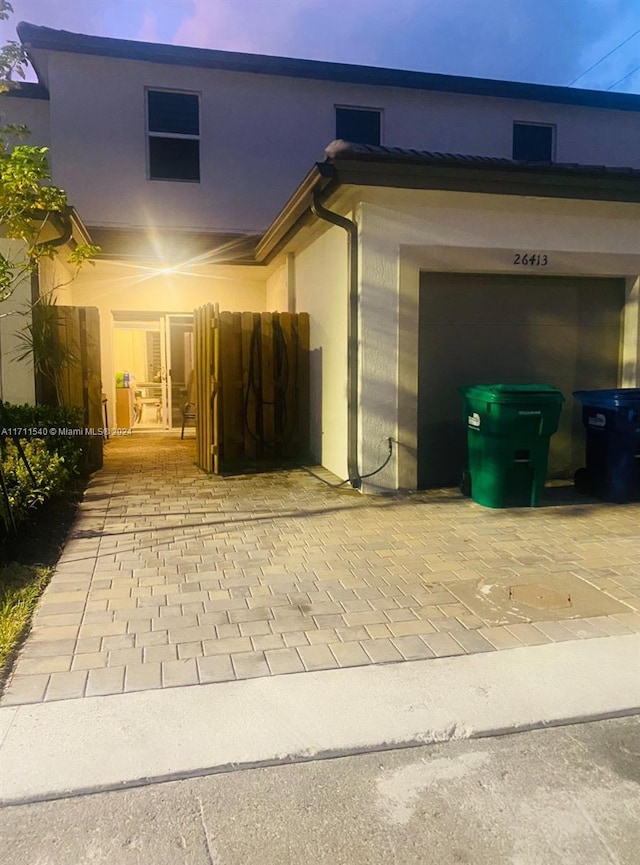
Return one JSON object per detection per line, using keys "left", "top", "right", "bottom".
{"left": 417, "top": 273, "right": 626, "bottom": 488}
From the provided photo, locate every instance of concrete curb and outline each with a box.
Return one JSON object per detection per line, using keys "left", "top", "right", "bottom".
{"left": 1, "top": 634, "right": 639, "bottom": 806}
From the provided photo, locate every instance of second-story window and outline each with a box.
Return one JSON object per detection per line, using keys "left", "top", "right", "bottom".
{"left": 335, "top": 106, "right": 381, "bottom": 146}
{"left": 512, "top": 122, "right": 554, "bottom": 162}
{"left": 147, "top": 90, "right": 200, "bottom": 182}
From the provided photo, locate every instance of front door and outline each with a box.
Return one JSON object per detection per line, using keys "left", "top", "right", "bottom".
{"left": 113, "top": 313, "right": 194, "bottom": 430}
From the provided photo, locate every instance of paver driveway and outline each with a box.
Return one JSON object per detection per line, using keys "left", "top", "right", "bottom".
{"left": 2, "top": 433, "right": 640, "bottom": 705}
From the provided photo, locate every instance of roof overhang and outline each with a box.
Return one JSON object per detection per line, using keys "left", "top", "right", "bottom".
{"left": 19, "top": 205, "right": 92, "bottom": 251}
{"left": 89, "top": 226, "right": 261, "bottom": 266}
{"left": 256, "top": 141, "right": 640, "bottom": 263}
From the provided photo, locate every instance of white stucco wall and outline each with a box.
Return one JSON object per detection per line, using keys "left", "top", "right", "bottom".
{"left": 356, "top": 190, "right": 640, "bottom": 492}
{"left": 69, "top": 260, "right": 268, "bottom": 426}
{"left": 293, "top": 225, "right": 349, "bottom": 479}
{"left": 15, "top": 49, "right": 640, "bottom": 235}
{"left": 0, "top": 244, "right": 88, "bottom": 406}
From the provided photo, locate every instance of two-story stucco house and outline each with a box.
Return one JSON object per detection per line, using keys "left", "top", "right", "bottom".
{"left": 2, "top": 22, "right": 640, "bottom": 492}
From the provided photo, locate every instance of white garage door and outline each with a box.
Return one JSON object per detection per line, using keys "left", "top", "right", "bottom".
{"left": 417, "top": 273, "right": 625, "bottom": 488}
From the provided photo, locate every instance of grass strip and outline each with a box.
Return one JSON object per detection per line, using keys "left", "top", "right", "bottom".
{"left": 0, "top": 564, "right": 52, "bottom": 675}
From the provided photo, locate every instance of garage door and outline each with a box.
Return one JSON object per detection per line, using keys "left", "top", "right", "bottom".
{"left": 417, "top": 273, "right": 625, "bottom": 488}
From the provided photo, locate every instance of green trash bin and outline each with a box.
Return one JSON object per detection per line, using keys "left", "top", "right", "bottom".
{"left": 459, "top": 384, "right": 564, "bottom": 508}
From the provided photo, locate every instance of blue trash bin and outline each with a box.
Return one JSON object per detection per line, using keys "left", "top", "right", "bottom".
{"left": 573, "top": 388, "right": 640, "bottom": 502}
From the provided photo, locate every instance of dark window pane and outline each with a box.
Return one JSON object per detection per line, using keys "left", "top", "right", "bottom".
{"left": 149, "top": 137, "right": 200, "bottom": 181}
{"left": 148, "top": 91, "right": 199, "bottom": 135}
{"left": 512, "top": 123, "right": 553, "bottom": 161}
{"left": 335, "top": 108, "right": 381, "bottom": 145}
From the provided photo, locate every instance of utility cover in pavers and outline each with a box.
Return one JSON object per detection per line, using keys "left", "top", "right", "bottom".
{"left": 450, "top": 572, "right": 629, "bottom": 627}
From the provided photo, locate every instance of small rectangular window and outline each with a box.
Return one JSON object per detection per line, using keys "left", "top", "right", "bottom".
{"left": 512, "top": 122, "right": 554, "bottom": 162}
{"left": 147, "top": 89, "right": 200, "bottom": 181}
{"left": 335, "top": 106, "right": 381, "bottom": 146}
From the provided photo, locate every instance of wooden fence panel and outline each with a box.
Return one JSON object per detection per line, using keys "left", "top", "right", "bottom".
{"left": 260, "top": 312, "right": 275, "bottom": 451}
{"left": 192, "top": 306, "right": 309, "bottom": 473}
{"left": 279, "top": 312, "right": 295, "bottom": 454}
{"left": 212, "top": 302, "right": 220, "bottom": 474}
{"left": 193, "top": 302, "right": 216, "bottom": 472}
{"left": 219, "top": 311, "right": 244, "bottom": 463}
{"left": 241, "top": 312, "right": 258, "bottom": 460}
{"left": 295, "top": 312, "right": 310, "bottom": 458}
{"left": 57, "top": 307, "right": 82, "bottom": 410}
{"left": 54, "top": 305, "right": 103, "bottom": 470}
{"left": 81, "top": 308, "right": 103, "bottom": 434}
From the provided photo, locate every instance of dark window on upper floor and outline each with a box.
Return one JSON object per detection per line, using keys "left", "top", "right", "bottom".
{"left": 512, "top": 122, "right": 554, "bottom": 162}
{"left": 335, "top": 106, "right": 381, "bottom": 145}
{"left": 147, "top": 90, "right": 200, "bottom": 181}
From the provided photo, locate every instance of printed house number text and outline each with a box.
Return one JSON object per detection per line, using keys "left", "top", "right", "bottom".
{"left": 513, "top": 253, "right": 548, "bottom": 266}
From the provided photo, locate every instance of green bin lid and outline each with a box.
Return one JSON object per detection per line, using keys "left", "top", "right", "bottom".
{"left": 459, "top": 383, "right": 564, "bottom": 403}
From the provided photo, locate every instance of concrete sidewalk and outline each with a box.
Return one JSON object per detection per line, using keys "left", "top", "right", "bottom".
{"left": 1, "top": 634, "right": 639, "bottom": 805}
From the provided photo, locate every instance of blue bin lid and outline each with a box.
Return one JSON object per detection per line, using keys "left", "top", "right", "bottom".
{"left": 573, "top": 388, "right": 640, "bottom": 408}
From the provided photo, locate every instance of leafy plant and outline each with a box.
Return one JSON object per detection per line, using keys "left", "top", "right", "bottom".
{"left": 0, "top": 2, "right": 27, "bottom": 95}
{"left": 0, "top": 402, "right": 84, "bottom": 431}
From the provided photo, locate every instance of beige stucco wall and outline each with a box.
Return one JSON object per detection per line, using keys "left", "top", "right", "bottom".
{"left": 15, "top": 49, "right": 640, "bottom": 236}
{"left": 0, "top": 240, "right": 34, "bottom": 404}
{"left": 293, "top": 224, "right": 349, "bottom": 479}
{"left": 0, "top": 94, "right": 50, "bottom": 149}
{"left": 39, "top": 255, "right": 76, "bottom": 306}
{"left": 622, "top": 277, "right": 640, "bottom": 386}
{"left": 356, "top": 190, "right": 640, "bottom": 492}
{"left": 266, "top": 261, "right": 288, "bottom": 311}
{"left": 68, "top": 260, "right": 268, "bottom": 426}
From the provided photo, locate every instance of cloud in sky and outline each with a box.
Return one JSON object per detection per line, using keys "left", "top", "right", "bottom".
{"left": 1, "top": 0, "right": 639, "bottom": 92}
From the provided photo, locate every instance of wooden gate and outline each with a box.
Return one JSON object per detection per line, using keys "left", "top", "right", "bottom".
{"left": 193, "top": 305, "right": 309, "bottom": 473}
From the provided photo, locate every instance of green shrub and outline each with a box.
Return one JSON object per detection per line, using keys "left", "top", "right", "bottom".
{"left": 0, "top": 404, "right": 94, "bottom": 536}
{"left": 0, "top": 403, "right": 84, "bottom": 437}
{"left": 0, "top": 403, "right": 89, "bottom": 477}
{"left": 0, "top": 439, "right": 72, "bottom": 533}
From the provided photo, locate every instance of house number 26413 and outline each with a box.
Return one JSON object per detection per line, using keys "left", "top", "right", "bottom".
{"left": 513, "top": 253, "right": 548, "bottom": 266}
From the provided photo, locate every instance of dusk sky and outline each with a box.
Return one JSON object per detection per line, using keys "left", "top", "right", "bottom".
{"left": 1, "top": 0, "right": 640, "bottom": 93}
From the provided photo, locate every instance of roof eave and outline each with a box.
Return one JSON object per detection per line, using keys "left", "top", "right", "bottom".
{"left": 255, "top": 164, "right": 335, "bottom": 263}
{"left": 328, "top": 157, "right": 640, "bottom": 202}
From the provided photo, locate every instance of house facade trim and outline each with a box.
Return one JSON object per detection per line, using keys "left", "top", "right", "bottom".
{"left": 17, "top": 22, "right": 640, "bottom": 113}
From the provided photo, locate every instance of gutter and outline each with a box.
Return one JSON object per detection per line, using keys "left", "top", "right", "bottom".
{"left": 46, "top": 218, "right": 72, "bottom": 249}
{"left": 31, "top": 206, "right": 92, "bottom": 255}
{"left": 254, "top": 159, "right": 362, "bottom": 487}
{"left": 311, "top": 189, "right": 360, "bottom": 489}
{"left": 30, "top": 207, "right": 93, "bottom": 300}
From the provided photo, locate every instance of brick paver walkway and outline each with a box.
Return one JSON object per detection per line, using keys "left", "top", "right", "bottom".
{"left": 2, "top": 433, "right": 640, "bottom": 705}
